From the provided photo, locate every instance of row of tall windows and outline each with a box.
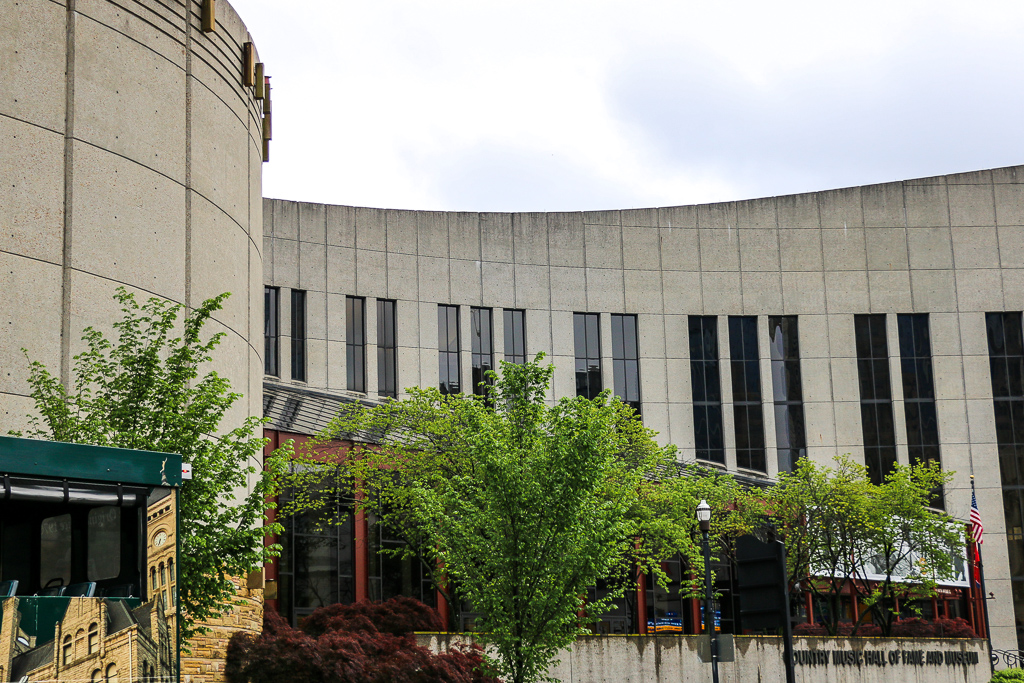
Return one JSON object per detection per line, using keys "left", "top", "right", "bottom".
{"left": 441, "top": 306, "right": 528, "bottom": 396}
{"left": 268, "top": 292, "right": 951, "bottom": 488}
{"left": 852, "top": 313, "right": 943, "bottom": 490}
{"left": 986, "top": 312, "right": 1024, "bottom": 649}
{"left": 264, "top": 287, "right": 308, "bottom": 382}
{"left": 265, "top": 290, "right": 400, "bottom": 398}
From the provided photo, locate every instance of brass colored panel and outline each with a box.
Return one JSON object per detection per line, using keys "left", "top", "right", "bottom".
{"left": 254, "top": 63, "right": 265, "bottom": 99}
{"left": 243, "top": 42, "right": 255, "bottom": 87}
{"left": 246, "top": 569, "right": 265, "bottom": 590}
{"left": 262, "top": 112, "right": 272, "bottom": 141}
{"left": 263, "top": 138, "right": 270, "bottom": 162}
{"left": 202, "top": 0, "right": 216, "bottom": 32}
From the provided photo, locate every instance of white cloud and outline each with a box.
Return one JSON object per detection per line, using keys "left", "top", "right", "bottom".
{"left": 233, "top": 0, "right": 1024, "bottom": 211}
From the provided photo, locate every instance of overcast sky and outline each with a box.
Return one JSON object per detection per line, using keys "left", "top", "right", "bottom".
{"left": 233, "top": 0, "right": 1024, "bottom": 213}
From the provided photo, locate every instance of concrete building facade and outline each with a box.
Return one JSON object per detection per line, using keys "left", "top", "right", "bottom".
{"left": 262, "top": 170, "right": 1024, "bottom": 653}
{"left": 1, "top": 0, "right": 267, "bottom": 434}
{"left": 5, "top": 0, "right": 1024, "bottom": 665}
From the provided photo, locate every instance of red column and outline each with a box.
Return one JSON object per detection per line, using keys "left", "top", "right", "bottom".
{"left": 851, "top": 590, "right": 859, "bottom": 623}
{"left": 689, "top": 597, "right": 701, "bottom": 635}
{"left": 263, "top": 429, "right": 281, "bottom": 614}
{"left": 636, "top": 567, "right": 648, "bottom": 634}
{"left": 805, "top": 592, "right": 814, "bottom": 625}
{"left": 973, "top": 544, "right": 988, "bottom": 638}
{"left": 436, "top": 562, "right": 450, "bottom": 632}
{"left": 354, "top": 486, "right": 370, "bottom": 602}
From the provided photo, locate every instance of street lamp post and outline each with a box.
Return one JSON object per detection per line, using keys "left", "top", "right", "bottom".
{"left": 697, "top": 499, "right": 719, "bottom": 683}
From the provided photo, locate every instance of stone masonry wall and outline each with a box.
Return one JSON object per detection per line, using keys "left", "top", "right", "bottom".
{"left": 182, "top": 577, "right": 264, "bottom": 683}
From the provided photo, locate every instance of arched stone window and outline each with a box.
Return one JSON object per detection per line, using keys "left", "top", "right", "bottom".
{"left": 105, "top": 662, "right": 118, "bottom": 683}
{"left": 91, "top": 668, "right": 103, "bottom": 682}
{"left": 62, "top": 634, "right": 72, "bottom": 666}
{"left": 159, "top": 562, "right": 166, "bottom": 587}
{"left": 88, "top": 622, "right": 99, "bottom": 654}
{"left": 74, "top": 628, "right": 85, "bottom": 659}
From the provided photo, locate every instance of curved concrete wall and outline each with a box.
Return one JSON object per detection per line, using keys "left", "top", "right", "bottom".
{"left": 1, "top": 0, "right": 265, "bottom": 432}
{"left": 264, "top": 165, "right": 1024, "bottom": 653}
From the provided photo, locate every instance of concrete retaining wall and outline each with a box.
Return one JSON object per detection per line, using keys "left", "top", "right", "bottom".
{"left": 417, "top": 633, "right": 991, "bottom": 683}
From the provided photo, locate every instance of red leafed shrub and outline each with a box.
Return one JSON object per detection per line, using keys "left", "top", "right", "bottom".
{"left": 890, "top": 617, "right": 935, "bottom": 637}
{"left": 792, "top": 622, "right": 882, "bottom": 636}
{"left": 226, "top": 602, "right": 498, "bottom": 683}
{"left": 933, "top": 618, "right": 979, "bottom": 639}
{"left": 300, "top": 596, "right": 445, "bottom": 637}
{"left": 793, "top": 622, "right": 828, "bottom": 636}
{"left": 840, "top": 622, "right": 882, "bottom": 637}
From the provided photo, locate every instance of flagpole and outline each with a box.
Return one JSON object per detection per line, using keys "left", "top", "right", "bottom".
{"left": 971, "top": 475, "right": 995, "bottom": 672}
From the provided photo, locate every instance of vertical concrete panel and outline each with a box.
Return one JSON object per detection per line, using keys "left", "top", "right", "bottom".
{"left": 0, "top": 0, "right": 67, "bottom": 131}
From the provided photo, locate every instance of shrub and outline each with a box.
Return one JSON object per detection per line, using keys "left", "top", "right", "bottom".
{"left": 890, "top": 617, "right": 934, "bottom": 638}
{"left": 840, "top": 622, "right": 882, "bottom": 637}
{"left": 791, "top": 622, "right": 881, "bottom": 636}
{"left": 793, "top": 622, "right": 827, "bottom": 636}
{"left": 226, "top": 601, "right": 497, "bottom": 683}
{"left": 990, "top": 669, "right": 1024, "bottom": 682}
{"left": 301, "top": 596, "right": 445, "bottom": 637}
{"left": 933, "top": 618, "right": 979, "bottom": 639}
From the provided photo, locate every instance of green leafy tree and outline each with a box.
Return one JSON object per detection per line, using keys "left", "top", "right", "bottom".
{"left": 10, "top": 288, "right": 285, "bottom": 640}
{"left": 768, "top": 456, "right": 875, "bottom": 635}
{"left": 852, "top": 461, "right": 960, "bottom": 635}
{"left": 769, "top": 456, "right": 962, "bottom": 636}
{"left": 282, "top": 355, "right": 679, "bottom": 683}
{"left": 635, "top": 464, "right": 762, "bottom": 599}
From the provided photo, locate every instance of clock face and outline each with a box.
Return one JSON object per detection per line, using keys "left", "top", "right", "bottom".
{"left": 154, "top": 531, "right": 167, "bottom": 547}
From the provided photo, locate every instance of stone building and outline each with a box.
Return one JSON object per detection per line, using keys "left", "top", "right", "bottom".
{"left": 7, "top": 0, "right": 1024, "bottom": 666}
{"left": 261, "top": 172, "right": 1024, "bottom": 654}
{"left": 0, "top": 596, "right": 173, "bottom": 682}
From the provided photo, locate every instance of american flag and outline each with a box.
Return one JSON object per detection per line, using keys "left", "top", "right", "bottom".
{"left": 971, "top": 491, "right": 984, "bottom": 545}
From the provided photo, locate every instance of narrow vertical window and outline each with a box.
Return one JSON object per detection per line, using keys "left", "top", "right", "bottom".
{"left": 471, "top": 308, "right": 494, "bottom": 396}
{"left": 346, "top": 296, "right": 366, "bottom": 393}
{"left": 438, "top": 305, "right": 461, "bottom": 394}
{"left": 377, "top": 299, "right": 398, "bottom": 399}
{"left": 264, "top": 286, "right": 279, "bottom": 376}
{"left": 689, "top": 316, "right": 724, "bottom": 465}
{"left": 574, "top": 313, "right": 602, "bottom": 399}
{"left": 503, "top": 309, "right": 527, "bottom": 364}
{"left": 986, "top": 312, "right": 1024, "bottom": 642}
{"left": 729, "top": 316, "right": 766, "bottom": 472}
{"left": 769, "top": 316, "right": 806, "bottom": 472}
{"left": 855, "top": 314, "right": 897, "bottom": 485}
{"left": 898, "top": 313, "right": 943, "bottom": 507}
{"left": 611, "top": 314, "right": 641, "bottom": 415}
{"left": 291, "top": 290, "right": 306, "bottom": 382}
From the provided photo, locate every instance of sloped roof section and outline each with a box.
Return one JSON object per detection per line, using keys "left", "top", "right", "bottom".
{"left": 264, "top": 381, "right": 383, "bottom": 437}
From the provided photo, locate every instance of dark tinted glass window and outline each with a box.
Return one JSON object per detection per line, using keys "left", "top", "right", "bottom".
{"left": 574, "top": 313, "right": 602, "bottom": 399}
{"left": 438, "top": 305, "right": 461, "bottom": 394}
{"left": 291, "top": 290, "right": 307, "bottom": 382}
{"left": 503, "top": 309, "right": 527, "bottom": 364}
{"left": 377, "top": 300, "right": 397, "bottom": 399}
{"left": 611, "top": 314, "right": 641, "bottom": 416}
{"left": 729, "top": 317, "right": 765, "bottom": 472}
{"left": 690, "top": 316, "right": 724, "bottom": 464}
{"left": 276, "top": 489, "right": 355, "bottom": 626}
{"left": 897, "top": 314, "right": 943, "bottom": 507}
{"left": 987, "top": 312, "right": 1024, "bottom": 648}
{"left": 264, "top": 287, "right": 279, "bottom": 376}
{"left": 367, "top": 511, "right": 436, "bottom": 608}
{"left": 471, "top": 308, "right": 494, "bottom": 396}
{"left": 769, "top": 316, "right": 806, "bottom": 472}
{"left": 346, "top": 296, "right": 366, "bottom": 392}
{"left": 855, "top": 314, "right": 896, "bottom": 484}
